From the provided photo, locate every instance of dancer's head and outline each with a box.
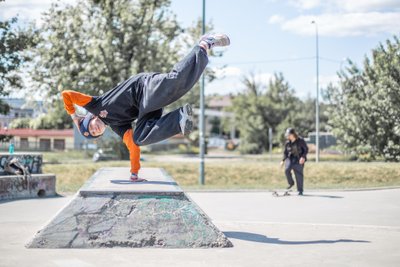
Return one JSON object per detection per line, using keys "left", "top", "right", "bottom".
{"left": 79, "top": 113, "right": 106, "bottom": 139}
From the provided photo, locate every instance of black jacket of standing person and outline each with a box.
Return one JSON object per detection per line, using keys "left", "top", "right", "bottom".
{"left": 283, "top": 137, "right": 309, "bottom": 164}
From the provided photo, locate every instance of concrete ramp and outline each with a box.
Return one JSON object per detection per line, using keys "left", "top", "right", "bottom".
{"left": 27, "top": 167, "right": 232, "bottom": 248}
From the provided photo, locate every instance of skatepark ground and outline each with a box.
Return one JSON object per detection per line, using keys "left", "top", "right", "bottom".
{"left": 1, "top": 188, "right": 399, "bottom": 267}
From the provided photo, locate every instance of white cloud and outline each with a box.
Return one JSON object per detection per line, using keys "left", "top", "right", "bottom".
{"left": 206, "top": 67, "right": 245, "bottom": 95}
{"left": 333, "top": 0, "right": 400, "bottom": 12}
{"left": 212, "top": 66, "right": 242, "bottom": 79}
{"left": 206, "top": 72, "right": 275, "bottom": 95}
{"left": 314, "top": 74, "right": 340, "bottom": 88}
{"left": 207, "top": 76, "right": 242, "bottom": 95}
{"left": 0, "top": 0, "right": 77, "bottom": 23}
{"left": 273, "top": 12, "right": 400, "bottom": 37}
{"left": 253, "top": 72, "right": 274, "bottom": 85}
{"left": 289, "top": 0, "right": 321, "bottom": 10}
{"left": 268, "top": 14, "right": 285, "bottom": 24}
{"left": 270, "top": 0, "right": 400, "bottom": 37}
{"left": 288, "top": 0, "right": 400, "bottom": 12}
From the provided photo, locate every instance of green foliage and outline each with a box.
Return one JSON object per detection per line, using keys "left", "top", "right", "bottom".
{"left": 33, "top": 0, "right": 182, "bottom": 97}
{"left": 209, "top": 116, "right": 221, "bottom": 135}
{"left": 42, "top": 151, "right": 400, "bottom": 192}
{"left": 276, "top": 98, "right": 329, "bottom": 142}
{"left": 229, "top": 72, "right": 329, "bottom": 154}
{"left": 29, "top": 0, "right": 219, "bottom": 129}
{"left": 10, "top": 101, "right": 72, "bottom": 129}
{"left": 30, "top": 0, "right": 182, "bottom": 129}
{"left": 326, "top": 36, "right": 400, "bottom": 161}
{"left": 98, "top": 136, "right": 130, "bottom": 160}
{"left": 0, "top": 134, "right": 13, "bottom": 142}
{"left": 230, "top": 73, "right": 297, "bottom": 154}
{"left": 9, "top": 118, "right": 31, "bottom": 129}
{"left": 0, "top": 10, "right": 38, "bottom": 114}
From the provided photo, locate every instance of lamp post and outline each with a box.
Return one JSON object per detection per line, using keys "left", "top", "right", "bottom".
{"left": 199, "top": 0, "right": 206, "bottom": 185}
{"left": 311, "top": 20, "right": 320, "bottom": 163}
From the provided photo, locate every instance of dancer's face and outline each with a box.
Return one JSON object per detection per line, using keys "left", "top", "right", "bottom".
{"left": 89, "top": 116, "right": 106, "bottom": 137}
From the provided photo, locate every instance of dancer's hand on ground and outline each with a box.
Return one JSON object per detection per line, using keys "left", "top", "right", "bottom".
{"left": 130, "top": 173, "right": 147, "bottom": 182}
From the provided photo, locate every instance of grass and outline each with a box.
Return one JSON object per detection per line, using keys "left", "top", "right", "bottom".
{"left": 41, "top": 151, "right": 400, "bottom": 193}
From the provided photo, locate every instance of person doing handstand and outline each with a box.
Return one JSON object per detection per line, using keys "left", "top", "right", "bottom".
{"left": 62, "top": 33, "right": 230, "bottom": 181}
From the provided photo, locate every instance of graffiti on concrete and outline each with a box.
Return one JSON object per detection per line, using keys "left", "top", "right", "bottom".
{"left": 0, "top": 153, "right": 42, "bottom": 175}
{"left": 0, "top": 176, "right": 27, "bottom": 192}
{"left": 0, "top": 174, "right": 56, "bottom": 201}
{"left": 26, "top": 167, "right": 231, "bottom": 248}
{"left": 27, "top": 193, "right": 233, "bottom": 248}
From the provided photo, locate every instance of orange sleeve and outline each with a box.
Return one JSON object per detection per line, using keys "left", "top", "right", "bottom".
{"left": 123, "top": 129, "right": 141, "bottom": 174}
{"left": 61, "top": 90, "right": 93, "bottom": 115}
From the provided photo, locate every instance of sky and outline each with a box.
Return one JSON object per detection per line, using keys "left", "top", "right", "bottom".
{"left": 1, "top": 0, "right": 399, "bottom": 98}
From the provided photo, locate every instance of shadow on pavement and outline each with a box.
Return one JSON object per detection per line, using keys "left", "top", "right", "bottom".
{"left": 301, "top": 194, "right": 344, "bottom": 199}
{"left": 110, "top": 180, "right": 178, "bottom": 186}
{"left": 224, "top": 231, "right": 370, "bottom": 245}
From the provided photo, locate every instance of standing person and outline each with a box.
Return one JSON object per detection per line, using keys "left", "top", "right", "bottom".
{"left": 61, "top": 33, "right": 230, "bottom": 182}
{"left": 280, "top": 128, "right": 309, "bottom": 195}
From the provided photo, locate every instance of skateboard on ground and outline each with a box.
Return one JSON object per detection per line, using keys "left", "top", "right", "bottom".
{"left": 272, "top": 189, "right": 292, "bottom": 197}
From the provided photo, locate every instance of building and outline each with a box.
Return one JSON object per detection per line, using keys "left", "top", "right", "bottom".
{"left": 307, "top": 132, "right": 337, "bottom": 149}
{"left": 0, "top": 128, "right": 74, "bottom": 151}
{"left": 207, "top": 95, "right": 233, "bottom": 111}
{"left": 0, "top": 98, "right": 45, "bottom": 129}
{"left": 203, "top": 95, "right": 236, "bottom": 139}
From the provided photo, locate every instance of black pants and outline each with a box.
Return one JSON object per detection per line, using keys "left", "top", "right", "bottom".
{"left": 285, "top": 159, "right": 304, "bottom": 192}
{"left": 133, "top": 46, "right": 208, "bottom": 146}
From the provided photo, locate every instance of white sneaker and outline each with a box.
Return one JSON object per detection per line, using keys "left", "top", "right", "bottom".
{"left": 179, "top": 104, "right": 193, "bottom": 136}
{"left": 130, "top": 173, "right": 147, "bottom": 182}
{"left": 200, "top": 33, "right": 231, "bottom": 49}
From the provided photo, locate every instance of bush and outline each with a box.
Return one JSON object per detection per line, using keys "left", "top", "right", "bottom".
{"left": 99, "top": 137, "right": 129, "bottom": 160}
{"left": 239, "top": 142, "right": 262, "bottom": 154}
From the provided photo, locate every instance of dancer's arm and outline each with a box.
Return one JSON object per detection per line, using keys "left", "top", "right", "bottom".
{"left": 61, "top": 90, "right": 93, "bottom": 128}
{"left": 61, "top": 90, "right": 92, "bottom": 114}
{"left": 123, "top": 129, "right": 141, "bottom": 174}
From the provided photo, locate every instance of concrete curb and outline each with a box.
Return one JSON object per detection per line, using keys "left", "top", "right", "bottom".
{"left": 185, "top": 186, "right": 400, "bottom": 193}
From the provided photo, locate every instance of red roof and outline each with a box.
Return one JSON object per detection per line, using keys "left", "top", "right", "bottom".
{"left": 0, "top": 128, "right": 73, "bottom": 137}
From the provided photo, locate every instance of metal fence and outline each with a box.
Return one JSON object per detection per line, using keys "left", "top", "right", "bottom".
{"left": 0, "top": 140, "right": 74, "bottom": 152}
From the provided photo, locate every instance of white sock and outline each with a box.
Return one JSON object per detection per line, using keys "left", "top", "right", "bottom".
{"left": 199, "top": 40, "right": 210, "bottom": 50}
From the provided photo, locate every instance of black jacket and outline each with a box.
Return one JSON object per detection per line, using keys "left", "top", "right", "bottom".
{"left": 83, "top": 74, "right": 146, "bottom": 137}
{"left": 283, "top": 137, "right": 308, "bottom": 164}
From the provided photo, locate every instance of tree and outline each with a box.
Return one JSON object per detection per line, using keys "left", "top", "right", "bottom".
{"left": 276, "top": 97, "right": 329, "bottom": 142}
{"left": 0, "top": 2, "right": 37, "bottom": 114}
{"left": 10, "top": 100, "right": 74, "bottom": 130}
{"left": 326, "top": 36, "right": 400, "bottom": 161}
{"left": 29, "top": 0, "right": 182, "bottom": 129}
{"left": 30, "top": 0, "right": 220, "bottom": 129}
{"left": 33, "top": 0, "right": 182, "bottom": 98}
{"left": 230, "top": 72, "right": 298, "bottom": 154}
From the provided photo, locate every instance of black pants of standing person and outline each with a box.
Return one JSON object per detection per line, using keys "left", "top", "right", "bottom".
{"left": 285, "top": 159, "right": 304, "bottom": 193}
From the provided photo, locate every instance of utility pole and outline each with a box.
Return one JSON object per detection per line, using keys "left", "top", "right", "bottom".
{"left": 311, "top": 20, "right": 320, "bottom": 163}
{"left": 199, "top": 0, "right": 206, "bottom": 185}
{"left": 268, "top": 128, "right": 273, "bottom": 161}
